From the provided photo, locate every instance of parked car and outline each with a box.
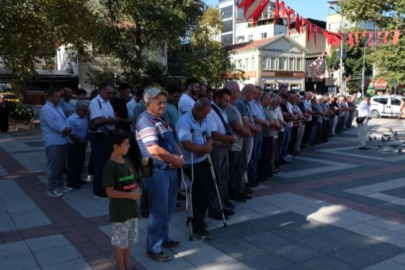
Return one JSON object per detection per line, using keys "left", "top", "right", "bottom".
{"left": 370, "top": 95, "right": 405, "bottom": 118}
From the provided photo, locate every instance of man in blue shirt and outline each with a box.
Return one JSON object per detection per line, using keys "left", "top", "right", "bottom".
{"left": 40, "top": 89, "right": 72, "bottom": 197}
{"left": 176, "top": 98, "right": 214, "bottom": 240}
{"left": 59, "top": 87, "right": 76, "bottom": 117}
{"left": 136, "top": 88, "right": 185, "bottom": 262}
{"left": 66, "top": 101, "right": 89, "bottom": 190}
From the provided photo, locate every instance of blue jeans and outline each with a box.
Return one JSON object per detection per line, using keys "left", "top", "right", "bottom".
{"left": 248, "top": 133, "right": 262, "bottom": 180}
{"left": 142, "top": 169, "right": 177, "bottom": 254}
{"left": 281, "top": 126, "right": 292, "bottom": 158}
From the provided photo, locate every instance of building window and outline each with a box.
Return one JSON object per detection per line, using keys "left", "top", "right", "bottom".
{"left": 221, "top": 33, "right": 233, "bottom": 45}
{"left": 251, "top": 57, "right": 255, "bottom": 70}
{"left": 261, "top": 32, "right": 267, "bottom": 39}
{"left": 237, "top": 36, "right": 245, "bottom": 43}
{"left": 270, "top": 58, "right": 276, "bottom": 70}
{"left": 261, "top": 57, "right": 268, "bottom": 70}
{"left": 245, "top": 58, "right": 249, "bottom": 69}
{"left": 221, "top": 6, "right": 233, "bottom": 19}
{"left": 248, "top": 35, "right": 253, "bottom": 41}
{"left": 279, "top": 58, "right": 286, "bottom": 70}
{"left": 296, "top": 59, "right": 302, "bottom": 71}
{"left": 289, "top": 58, "right": 295, "bottom": 70}
{"left": 223, "top": 20, "right": 233, "bottom": 33}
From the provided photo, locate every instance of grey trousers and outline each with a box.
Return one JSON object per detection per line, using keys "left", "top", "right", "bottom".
{"left": 208, "top": 147, "right": 229, "bottom": 214}
{"left": 46, "top": 144, "right": 68, "bottom": 192}
{"left": 232, "top": 138, "right": 253, "bottom": 194}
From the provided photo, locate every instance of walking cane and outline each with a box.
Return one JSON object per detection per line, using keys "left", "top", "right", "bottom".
{"left": 204, "top": 133, "right": 228, "bottom": 228}
{"left": 184, "top": 128, "right": 196, "bottom": 241}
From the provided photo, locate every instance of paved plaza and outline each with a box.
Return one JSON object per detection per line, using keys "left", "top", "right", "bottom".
{"left": 2, "top": 119, "right": 405, "bottom": 269}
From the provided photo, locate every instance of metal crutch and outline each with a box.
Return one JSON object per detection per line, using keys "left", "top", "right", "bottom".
{"left": 204, "top": 134, "right": 228, "bottom": 228}
{"left": 180, "top": 167, "right": 193, "bottom": 241}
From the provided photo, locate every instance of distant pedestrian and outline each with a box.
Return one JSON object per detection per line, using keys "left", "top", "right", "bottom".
{"left": 103, "top": 129, "right": 141, "bottom": 270}
{"left": 67, "top": 101, "right": 89, "bottom": 189}
{"left": 357, "top": 94, "right": 372, "bottom": 150}
{"left": 110, "top": 83, "right": 132, "bottom": 133}
{"left": 40, "top": 89, "right": 72, "bottom": 197}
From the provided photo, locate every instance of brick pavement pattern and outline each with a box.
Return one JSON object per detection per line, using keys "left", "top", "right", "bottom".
{"left": 2, "top": 119, "right": 405, "bottom": 269}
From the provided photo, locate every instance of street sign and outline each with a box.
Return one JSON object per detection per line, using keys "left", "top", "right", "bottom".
{"left": 394, "top": 80, "right": 398, "bottom": 88}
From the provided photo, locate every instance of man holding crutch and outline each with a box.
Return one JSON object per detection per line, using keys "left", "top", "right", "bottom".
{"left": 176, "top": 98, "right": 214, "bottom": 240}
{"left": 136, "top": 88, "right": 185, "bottom": 262}
{"left": 206, "top": 89, "right": 237, "bottom": 220}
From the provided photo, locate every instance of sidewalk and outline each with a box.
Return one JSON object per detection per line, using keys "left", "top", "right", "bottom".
{"left": 1, "top": 119, "right": 405, "bottom": 269}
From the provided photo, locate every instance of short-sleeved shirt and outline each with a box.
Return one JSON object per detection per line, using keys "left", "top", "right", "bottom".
{"left": 136, "top": 111, "right": 179, "bottom": 170}
{"left": 281, "top": 102, "right": 294, "bottom": 127}
{"left": 59, "top": 99, "right": 76, "bottom": 117}
{"left": 102, "top": 159, "right": 140, "bottom": 223}
{"left": 110, "top": 97, "right": 130, "bottom": 132}
{"left": 207, "top": 102, "right": 228, "bottom": 140}
{"left": 303, "top": 100, "right": 313, "bottom": 122}
{"left": 274, "top": 107, "right": 285, "bottom": 132}
{"left": 235, "top": 98, "right": 254, "bottom": 141}
{"left": 249, "top": 100, "right": 266, "bottom": 127}
{"left": 89, "top": 95, "right": 115, "bottom": 133}
{"left": 225, "top": 102, "right": 244, "bottom": 151}
{"left": 176, "top": 111, "right": 211, "bottom": 164}
{"left": 178, "top": 94, "right": 195, "bottom": 115}
{"left": 262, "top": 107, "right": 278, "bottom": 138}
{"left": 314, "top": 103, "right": 323, "bottom": 123}
{"left": 67, "top": 113, "right": 88, "bottom": 143}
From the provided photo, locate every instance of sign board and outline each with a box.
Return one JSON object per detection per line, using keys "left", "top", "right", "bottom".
{"left": 275, "top": 71, "right": 294, "bottom": 77}
{"left": 374, "top": 78, "right": 388, "bottom": 90}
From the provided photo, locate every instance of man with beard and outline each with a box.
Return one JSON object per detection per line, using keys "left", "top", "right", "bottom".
{"left": 110, "top": 83, "right": 133, "bottom": 133}
{"left": 206, "top": 89, "right": 237, "bottom": 220}
{"left": 178, "top": 78, "right": 200, "bottom": 115}
{"left": 165, "top": 84, "right": 182, "bottom": 127}
{"left": 59, "top": 87, "right": 76, "bottom": 117}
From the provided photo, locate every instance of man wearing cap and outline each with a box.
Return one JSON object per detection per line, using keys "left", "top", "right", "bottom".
{"left": 357, "top": 94, "right": 372, "bottom": 150}
{"left": 136, "top": 88, "right": 185, "bottom": 262}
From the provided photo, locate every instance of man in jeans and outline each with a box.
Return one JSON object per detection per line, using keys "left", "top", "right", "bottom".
{"left": 137, "top": 88, "right": 185, "bottom": 262}
{"left": 176, "top": 98, "right": 214, "bottom": 240}
{"left": 40, "top": 89, "right": 72, "bottom": 197}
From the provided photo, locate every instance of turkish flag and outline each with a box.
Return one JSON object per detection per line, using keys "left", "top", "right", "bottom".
{"left": 377, "top": 31, "right": 382, "bottom": 46}
{"left": 355, "top": 32, "right": 359, "bottom": 46}
{"left": 295, "top": 13, "right": 300, "bottom": 33}
{"left": 393, "top": 30, "right": 401, "bottom": 45}
{"left": 246, "top": 0, "right": 270, "bottom": 25}
{"left": 314, "top": 25, "right": 318, "bottom": 49}
{"left": 285, "top": 6, "right": 292, "bottom": 35}
{"left": 368, "top": 31, "right": 374, "bottom": 46}
{"left": 238, "top": 0, "right": 256, "bottom": 17}
{"left": 307, "top": 22, "right": 312, "bottom": 41}
{"left": 281, "top": 1, "right": 286, "bottom": 17}
{"left": 348, "top": 32, "right": 354, "bottom": 46}
{"left": 274, "top": 0, "right": 279, "bottom": 25}
{"left": 384, "top": 31, "right": 391, "bottom": 44}
{"left": 301, "top": 17, "right": 306, "bottom": 33}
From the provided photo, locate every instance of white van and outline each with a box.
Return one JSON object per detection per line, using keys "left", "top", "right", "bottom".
{"left": 370, "top": 95, "right": 405, "bottom": 118}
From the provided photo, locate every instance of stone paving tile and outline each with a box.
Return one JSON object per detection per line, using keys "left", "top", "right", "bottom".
{"left": 11, "top": 152, "right": 47, "bottom": 172}
{"left": 363, "top": 259, "right": 405, "bottom": 270}
{"left": 329, "top": 246, "right": 388, "bottom": 268}
{"left": 302, "top": 254, "right": 360, "bottom": 270}
{"left": 0, "top": 252, "right": 40, "bottom": 270}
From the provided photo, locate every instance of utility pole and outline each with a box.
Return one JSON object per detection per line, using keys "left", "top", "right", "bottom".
{"left": 361, "top": 45, "right": 366, "bottom": 96}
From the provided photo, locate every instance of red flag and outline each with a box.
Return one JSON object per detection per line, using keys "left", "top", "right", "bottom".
{"left": 286, "top": 6, "right": 291, "bottom": 35}
{"left": 238, "top": 0, "right": 256, "bottom": 16}
{"left": 377, "top": 31, "right": 382, "bottom": 46}
{"left": 348, "top": 32, "right": 354, "bottom": 46}
{"left": 274, "top": 0, "right": 279, "bottom": 25}
{"left": 384, "top": 31, "right": 391, "bottom": 44}
{"left": 307, "top": 22, "right": 312, "bottom": 41}
{"left": 295, "top": 13, "right": 300, "bottom": 33}
{"left": 355, "top": 32, "right": 359, "bottom": 46}
{"left": 247, "top": 0, "right": 270, "bottom": 26}
{"left": 393, "top": 30, "right": 401, "bottom": 45}
{"left": 281, "top": 1, "right": 286, "bottom": 17}
{"left": 362, "top": 31, "right": 367, "bottom": 38}
{"left": 314, "top": 25, "right": 318, "bottom": 49}
{"left": 368, "top": 31, "right": 374, "bottom": 46}
{"left": 301, "top": 17, "right": 306, "bottom": 33}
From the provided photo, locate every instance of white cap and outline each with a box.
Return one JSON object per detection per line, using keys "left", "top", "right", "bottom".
{"left": 316, "top": 95, "right": 324, "bottom": 100}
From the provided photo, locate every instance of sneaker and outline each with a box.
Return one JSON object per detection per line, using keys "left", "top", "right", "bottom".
{"left": 162, "top": 240, "right": 180, "bottom": 249}
{"left": 47, "top": 190, "right": 64, "bottom": 198}
{"left": 59, "top": 186, "right": 73, "bottom": 193}
{"left": 94, "top": 195, "right": 109, "bottom": 200}
{"left": 193, "top": 230, "right": 213, "bottom": 240}
{"left": 86, "top": 175, "right": 93, "bottom": 182}
{"left": 146, "top": 251, "right": 172, "bottom": 262}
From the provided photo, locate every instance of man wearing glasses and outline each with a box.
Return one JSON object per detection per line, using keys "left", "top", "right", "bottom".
{"left": 89, "top": 82, "right": 124, "bottom": 199}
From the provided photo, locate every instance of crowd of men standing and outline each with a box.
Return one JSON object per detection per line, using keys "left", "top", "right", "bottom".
{"left": 39, "top": 80, "right": 359, "bottom": 262}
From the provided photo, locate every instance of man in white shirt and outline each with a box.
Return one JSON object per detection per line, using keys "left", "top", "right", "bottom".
{"left": 357, "top": 94, "right": 372, "bottom": 150}
{"left": 178, "top": 78, "right": 200, "bottom": 115}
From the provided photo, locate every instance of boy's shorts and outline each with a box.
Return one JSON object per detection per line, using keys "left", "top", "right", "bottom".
{"left": 111, "top": 218, "right": 138, "bottom": 249}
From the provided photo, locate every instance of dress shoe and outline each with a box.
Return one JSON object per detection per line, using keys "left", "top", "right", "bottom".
{"left": 244, "top": 188, "right": 253, "bottom": 194}
{"left": 246, "top": 181, "right": 259, "bottom": 188}
{"left": 229, "top": 194, "right": 247, "bottom": 203}
{"left": 223, "top": 209, "right": 235, "bottom": 216}
{"left": 256, "top": 176, "right": 267, "bottom": 182}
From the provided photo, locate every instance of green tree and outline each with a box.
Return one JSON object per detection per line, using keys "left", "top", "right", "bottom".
{"left": 174, "top": 6, "right": 246, "bottom": 87}
{"left": 98, "top": 0, "right": 203, "bottom": 84}
{"left": 0, "top": 0, "right": 102, "bottom": 95}
{"left": 339, "top": 0, "right": 405, "bottom": 85}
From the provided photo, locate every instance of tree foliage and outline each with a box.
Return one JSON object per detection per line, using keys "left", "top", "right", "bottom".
{"left": 174, "top": 6, "right": 246, "bottom": 87}
{"left": 340, "top": 0, "right": 405, "bottom": 85}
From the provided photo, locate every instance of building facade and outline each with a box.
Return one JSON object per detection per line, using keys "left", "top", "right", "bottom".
{"left": 226, "top": 34, "right": 307, "bottom": 90}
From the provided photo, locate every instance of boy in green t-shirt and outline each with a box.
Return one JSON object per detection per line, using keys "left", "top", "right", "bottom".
{"left": 103, "top": 129, "right": 141, "bottom": 270}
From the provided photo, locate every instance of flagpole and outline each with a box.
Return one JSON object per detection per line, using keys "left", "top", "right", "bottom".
{"left": 361, "top": 43, "right": 366, "bottom": 96}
